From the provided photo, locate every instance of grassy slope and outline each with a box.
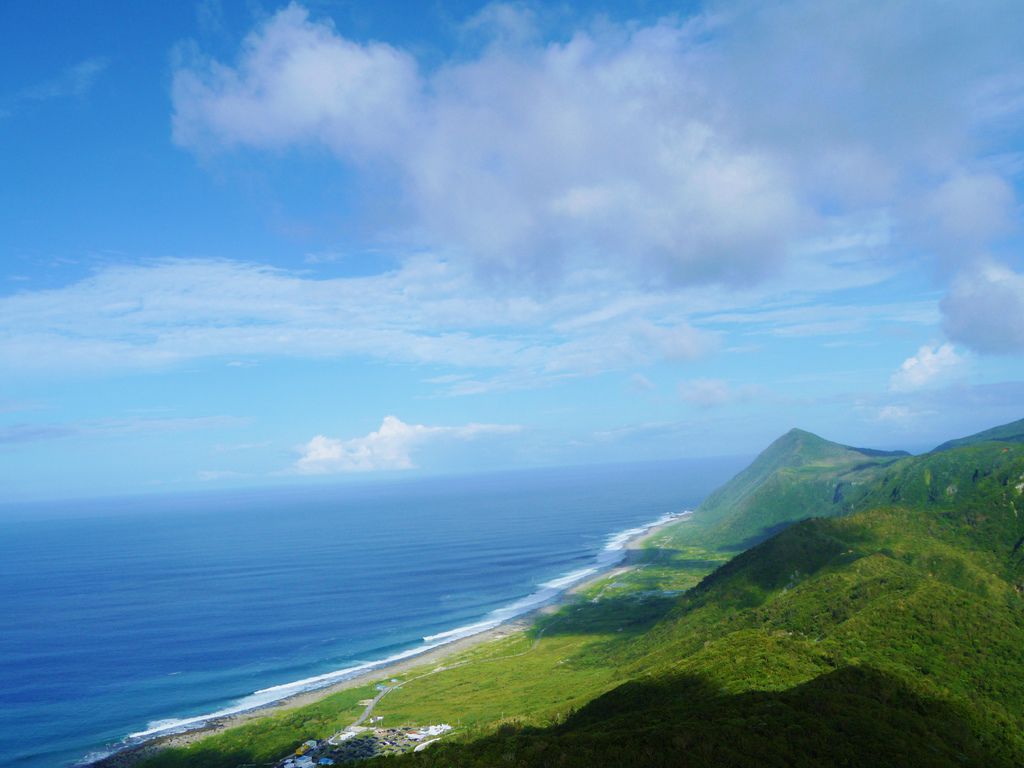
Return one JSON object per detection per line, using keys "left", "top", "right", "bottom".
{"left": 394, "top": 442, "right": 1024, "bottom": 767}
{"left": 932, "top": 416, "right": 1024, "bottom": 451}
{"left": 689, "top": 428, "right": 906, "bottom": 550}
{"left": 140, "top": 423, "right": 1024, "bottom": 768}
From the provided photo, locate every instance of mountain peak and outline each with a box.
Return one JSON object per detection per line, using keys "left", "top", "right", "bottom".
{"left": 694, "top": 427, "right": 907, "bottom": 550}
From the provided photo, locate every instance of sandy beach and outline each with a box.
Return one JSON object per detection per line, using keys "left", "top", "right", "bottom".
{"left": 89, "top": 512, "right": 689, "bottom": 767}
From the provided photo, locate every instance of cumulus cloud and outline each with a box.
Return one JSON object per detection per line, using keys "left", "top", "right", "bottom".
{"left": 889, "top": 343, "right": 965, "bottom": 392}
{"left": 171, "top": 2, "right": 1024, "bottom": 287}
{"left": 172, "top": 4, "right": 803, "bottom": 285}
{"left": 294, "top": 415, "right": 520, "bottom": 474}
{"left": 172, "top": 6, "right": 418, "bottom": 155}
{"left": 941, "top": 261, "right": 1024, "bottom": 353}
{"left": 678, "top": 378, "right": 759, "bottom": 408}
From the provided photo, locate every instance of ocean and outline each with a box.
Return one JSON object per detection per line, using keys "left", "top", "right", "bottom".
{"left": 0, "top": 458, "right": 741, "bottom": 766}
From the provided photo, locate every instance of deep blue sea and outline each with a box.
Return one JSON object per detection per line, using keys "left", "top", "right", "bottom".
{"left": 0, "top": 458, "right": 741, "bottom": 766}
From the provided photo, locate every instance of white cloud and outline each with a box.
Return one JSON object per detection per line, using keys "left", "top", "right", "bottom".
{"left": 889, "top": 343, "right": 966, "bottom": 392}
{"left": 678, "top": 378, "right": 759, "bottom": 408}
{"left": 941, "top": 261, "right": 1024, "bottom": 353}
{"left": 171, "top": 2, "right": 1024, "bottom": 287}
{"left": 172, "top": 4, "right": 802, "bottom": 286}
{"left": 293, "top": 415, "right": 520, "bottom": 474}
{"left": 702, "top": 298, "right": 939, "bottom": 339}
{"left": 0, "top": 251, "right": 949, "bottom": 392}
{"left": 172, "top": 6, "right": 418, "bottom": 155}
{"left": 0, "top": 258, "right": 722, "bottom": 380}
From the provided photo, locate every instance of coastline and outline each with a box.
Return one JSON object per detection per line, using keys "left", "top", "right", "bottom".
{"left": 87, "top": 511, "right": 690, "bottom": 768}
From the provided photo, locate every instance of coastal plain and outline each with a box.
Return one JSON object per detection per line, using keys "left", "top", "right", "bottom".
{"left": 112, "top": 419, "right": 1024, "bottom": 767}
{"left": 97, "top": 516, "right": 708, "bottom": 767}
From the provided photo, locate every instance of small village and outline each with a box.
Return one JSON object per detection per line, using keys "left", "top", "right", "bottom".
{"left": 277, "top": 723, "right": 453, "bottom": 767}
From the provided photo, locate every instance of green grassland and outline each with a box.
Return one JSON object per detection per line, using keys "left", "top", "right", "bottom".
{"left": 138, "top": 526, "right": 729, "bottom": 767}
{"left": 139, "top": 423, "right": 1024, "bottom": 768}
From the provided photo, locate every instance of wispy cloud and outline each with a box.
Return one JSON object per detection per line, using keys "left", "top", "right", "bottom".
{"left": 678, "top": 378, "right": 761, "bottom": 408}
{"left": 3, "top": 57, "right": 110, "bottom": 117}
{"left": 0, "top": 257, "right": 721, "bottom": 381}
{"left": 628, "top": 373, "right": 656, "bottom": 392}
{"left": 91, "top": 415, "right": 247, "bottom": 435}
{"left": 293, "top": 415, "right": 521, "bottom": 474}
{"left": 701, "top": 300, "right": 939, "bottom": 339}
{"left": 0, "top": 253, "right": 940, "bottom": 389}
{"left": 197, "top": 469, "right": 249, "bottom": 482}
{"left": 214, "top": 440, "right": 272, "bottom": 453}
{"left": 0, "top": 414, "right": 245, "bottom": 445}
{"left": 0, "top": 423, "right": 77, "bottom": 444}
{"left": 0, "top": 399, "right": 45, "bottom": 415}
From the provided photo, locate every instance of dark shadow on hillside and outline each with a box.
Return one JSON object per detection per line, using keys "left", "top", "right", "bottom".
{"left": 383, "top": 666, "right": 1019, "bottom": 768}
{"left": 627, "top": 547, "right": 725, "bottom": 570}
{"left": 690, "top": 519, "right": 879, "bottom": 607}
{"left": 717, "top": 520, "right": 801, "bottom": 552}
{"left": 534, "top": 593, "right": 679, "bottom": 638}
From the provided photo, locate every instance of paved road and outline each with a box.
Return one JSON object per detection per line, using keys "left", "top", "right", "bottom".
{"left": 352, "top": 687, "right": 391, "bottom": 727}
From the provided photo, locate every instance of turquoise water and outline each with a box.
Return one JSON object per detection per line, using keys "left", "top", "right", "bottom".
{"left": 0, "top": 458, "right": 741, "bottom": 765}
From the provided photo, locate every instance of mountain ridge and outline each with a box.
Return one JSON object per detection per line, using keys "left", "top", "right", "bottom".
{"left": 691, "top": 426, "right": 907, "bottom": 550}
{"left": 388, "top": 422, "right": 1024, "bottom": 767}
{"left": 932, "top": 417, "right": 1024, "bottom": 452}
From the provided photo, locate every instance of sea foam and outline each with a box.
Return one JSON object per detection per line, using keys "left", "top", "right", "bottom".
{"left": 109, "top": 510, "right": 688, "bottom": 753}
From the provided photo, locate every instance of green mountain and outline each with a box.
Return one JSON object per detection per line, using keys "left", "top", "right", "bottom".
{"left": 394, "top": 434, "right": 1024, "bottom": 768}
{"left": 691, "top": 427, "right": 907, "bottom": 550}
{"left": 932, "top": 417, "right": 1024, "bottom": 452}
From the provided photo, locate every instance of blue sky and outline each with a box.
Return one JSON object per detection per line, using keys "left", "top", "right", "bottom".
{"left": 2, "top": 0, "right": 1024, "bottom": 501}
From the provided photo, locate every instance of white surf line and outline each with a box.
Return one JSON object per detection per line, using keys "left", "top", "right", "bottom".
{"left": 113, "top": 511, "right": 690, "bottom": 754}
